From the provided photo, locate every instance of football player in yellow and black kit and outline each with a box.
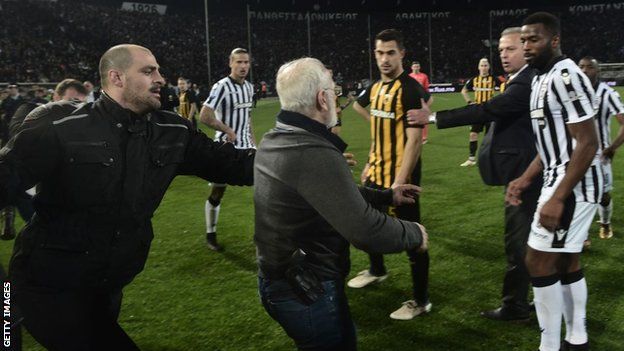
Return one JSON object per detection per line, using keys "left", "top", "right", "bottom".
{"left": 460, "top": 58, "right": 500, "bottom": 166}
{"left": 351, "top": 29, "right": 432, "bottom": 320}
{"left": 177, "top": 77, "right": 198, "bottom": 128}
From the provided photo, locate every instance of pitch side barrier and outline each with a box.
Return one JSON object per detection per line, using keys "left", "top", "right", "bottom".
{"left": 429, "top": 83, "right": 461, "bottom": 93}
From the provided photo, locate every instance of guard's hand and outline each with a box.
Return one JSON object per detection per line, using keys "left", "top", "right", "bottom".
{"left": 406, "top": 99, "right": 431, "bottom": 126}
{"left": 416, "top": 222, "right": 428, "bottom": 252}
{"left": 390, "top": 184, "right": 421, "bottom": 206}
{"left": 343, "top": 153, "right": 357, "bottom": 167}
{"left": 538, "top": 197, "right": 564, "bottom": 232}
{"left": 505, "top": 176, "right": 531, "bottom": 206}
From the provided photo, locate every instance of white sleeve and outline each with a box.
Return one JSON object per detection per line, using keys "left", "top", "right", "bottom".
{"left": 608, "top": 89, "right": 624, "bottom": 115}
{"left": 551, "top": 68, "right": 596, "bottom": 124}
{"left": 204, "top": 82, "right": 225, "bottom": 111}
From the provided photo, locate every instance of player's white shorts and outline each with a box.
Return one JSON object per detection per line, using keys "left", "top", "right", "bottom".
{"left": 601, "top": 159, "right": 613, "bottom": 193}
{"left": 528, "top": 184, "right": 598, "bottom": 253}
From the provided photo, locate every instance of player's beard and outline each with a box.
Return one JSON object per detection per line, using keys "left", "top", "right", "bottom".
{"left": 124, "top": 82, "right": 162, "bottom": 114}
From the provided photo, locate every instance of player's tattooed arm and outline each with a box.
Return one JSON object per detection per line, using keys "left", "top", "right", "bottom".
{"left": 199, "top": 105, "right": 237, "bottom": 143}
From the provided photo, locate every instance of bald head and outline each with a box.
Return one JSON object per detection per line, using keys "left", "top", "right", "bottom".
{"left": 99, "top": 44, "right": 153, "bottom": 88}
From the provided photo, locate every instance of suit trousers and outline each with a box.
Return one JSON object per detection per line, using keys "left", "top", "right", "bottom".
{"left": 501, "top": 185, "right": 540, "bottom": 312}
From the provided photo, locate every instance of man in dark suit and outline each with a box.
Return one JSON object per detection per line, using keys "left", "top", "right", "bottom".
{"left": 407, "top": 27, "right": 540, "bottom": 321}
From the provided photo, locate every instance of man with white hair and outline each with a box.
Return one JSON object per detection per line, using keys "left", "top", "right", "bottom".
{"left": 254, "top": 57, "right": 428, "bottom": 350}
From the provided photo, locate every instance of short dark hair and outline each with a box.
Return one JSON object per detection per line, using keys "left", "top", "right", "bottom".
{"left": 412, "top": 61, "right": 420, "bottom": 65}
{"left": 375, "top": 29, "right": 405, "bottom": 50}
{"left": 55, "top": 78, "right": 88, "bottom": 97}
{"left": 522, "top": 12, "right": 561, "bottom": 36}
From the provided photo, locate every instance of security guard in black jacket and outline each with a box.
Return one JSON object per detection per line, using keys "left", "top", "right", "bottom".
{"left": 0, "top": 44, "right": 254, "bottom": 350}
{"left": 407, "top": 28, "right": 540, "bottom": 322}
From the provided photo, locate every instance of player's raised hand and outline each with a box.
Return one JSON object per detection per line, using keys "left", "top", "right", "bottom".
{"left": 390, "top": 183, "right": 421, "bottom": 206}
{"left": 406, "top": 98, "right": 432, "bottom": 125}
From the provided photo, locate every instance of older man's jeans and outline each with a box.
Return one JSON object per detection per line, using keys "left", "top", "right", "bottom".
{"left": 259, "top": 277, "right": 356, "bottom": 351}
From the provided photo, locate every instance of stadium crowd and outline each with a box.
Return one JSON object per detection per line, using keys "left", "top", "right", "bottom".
{"left": 2, "top": 1, "right": 624, "bottom": 89}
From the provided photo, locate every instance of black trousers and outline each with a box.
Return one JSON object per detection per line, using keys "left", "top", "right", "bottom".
{"left": 500, "top": 185, "right": 540, "bottom": 312}
{"left": 364, "top": 162, "right": 430, "bottom": 305}
{"left": 15, "top": 286, "right": 139, "bottom": 351}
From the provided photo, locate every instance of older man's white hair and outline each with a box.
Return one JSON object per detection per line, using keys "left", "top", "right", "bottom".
{"left": 276, "top": 57, "right": 332, "bottom": 114}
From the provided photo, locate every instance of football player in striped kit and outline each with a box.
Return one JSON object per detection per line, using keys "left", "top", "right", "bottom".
{"left": 508, "top": 13, "right": 600, "bottom": 351}
{"left": 199, "top": 48, "right": 255, "bottom": 251}
{"left": 578, "top": 56, "right": 624, "bottom": 242}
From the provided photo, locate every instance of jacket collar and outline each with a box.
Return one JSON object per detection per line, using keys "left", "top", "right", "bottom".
{"left": 97, "top": 91, "right": 149, "bottom": 124}
{"left": 276, "top": 110, "right": 347, "bottom": 152}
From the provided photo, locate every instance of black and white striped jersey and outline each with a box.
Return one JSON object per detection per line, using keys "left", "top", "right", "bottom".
{"left": 204, "top": 76, "right": 255, "bottom": 149}
{"left": 594, "top": 82, "right": 624, "bottom": 150}
{"left": 529, "top": 57, "right": 601, "bottom": 202}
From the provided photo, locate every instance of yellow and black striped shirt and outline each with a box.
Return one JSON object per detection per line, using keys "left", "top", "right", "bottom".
{"left": 464, "top": 75, "right": 499, "bottom": 103}
{"left": 357, "top": 71, "right": 430, "bottom": 188}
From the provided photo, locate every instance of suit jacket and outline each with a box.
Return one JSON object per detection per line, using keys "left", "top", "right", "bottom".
{"left": 436, "top": 66, "right": 540, "bottom": 186}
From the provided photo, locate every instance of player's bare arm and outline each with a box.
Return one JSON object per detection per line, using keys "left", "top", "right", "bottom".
{"left": 539, "top": 118, "right": 599, "bottom": 232}
{"left": 392, "top": 127, "right": 422, "bottom": 186}
{"left": 406, "top": 98, "right": 433, "bottom": 125}
{"left": 353, "top": 101, "right": 371, "bottom": 122}
{"left": 506, "top": 155, "right": 543, "bottom": 206}
{"left": 199, "top": 105, "right": 237, "bottom": 142}
{"left": 461, "top": 85, "right": 472, "bottom": 104}
{"left": 602, "top": 113, "right": 624, "bottom": 159}
{"left": 361, "top": 143, "right": 374, "bottom": 184}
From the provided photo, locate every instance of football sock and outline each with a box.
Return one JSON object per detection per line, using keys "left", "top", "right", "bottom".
{"left": 561, "top": 270, "right": 588, "bottom": 345}
{"left": 598, "top": 198, "right": 612, "bottom": 225}
{"left": 205, "top": 198, "right": 221, "bottom": 234}
{"left": 532, "top": 274, "right": 562, "bottom": 351}
{"left": 410, "top": 250, "right": 430, "bottom": 305}
{"left": 469, "top": 140, "right": 478, "bottom": 158}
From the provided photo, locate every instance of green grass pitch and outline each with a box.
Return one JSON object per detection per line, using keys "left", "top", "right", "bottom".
{"left": 4, "top": 91, "right": 623, "bottom": 350}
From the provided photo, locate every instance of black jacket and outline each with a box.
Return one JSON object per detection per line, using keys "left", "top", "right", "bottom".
{"left": 8, "top": 97, "right": 48, "bottom": 138}
{"left": 436, "top": 66, "right": 540, "bottom": 186}
{"left": 0, "top": 93, "right": 254, "bottom": 290}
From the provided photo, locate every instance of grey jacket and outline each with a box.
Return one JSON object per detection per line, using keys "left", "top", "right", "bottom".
{"left": 254, "top": 110, "right": 423, "bottom": 280}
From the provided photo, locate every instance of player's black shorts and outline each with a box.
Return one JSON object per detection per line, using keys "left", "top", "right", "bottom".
{"left": 470, "top": 122, "right": 490, "bottom": 133}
